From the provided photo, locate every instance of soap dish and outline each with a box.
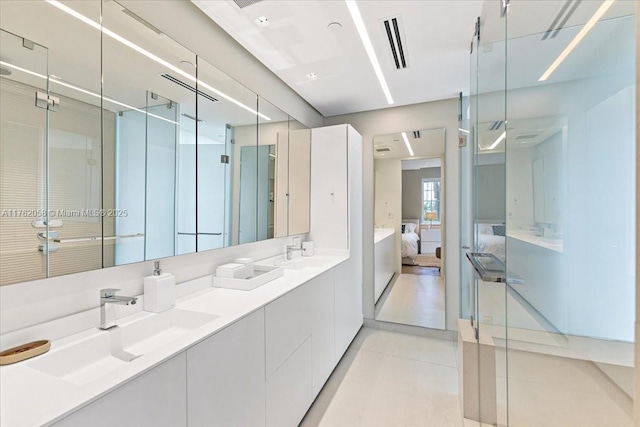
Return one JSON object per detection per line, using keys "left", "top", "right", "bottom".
{"left": 0, "top": 340, "right": 51, "bottom": 365}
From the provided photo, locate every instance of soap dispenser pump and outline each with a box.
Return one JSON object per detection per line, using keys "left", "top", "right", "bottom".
{"left": 144, "top": 261, "right": 176, "bottom": 313}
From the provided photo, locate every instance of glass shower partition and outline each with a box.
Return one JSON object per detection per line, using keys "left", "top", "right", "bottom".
{"left": 466, "top": 1, "right": 636, "bottom": 426}
{"left": 503, "top": 1, "right": 636, "bottom": 426}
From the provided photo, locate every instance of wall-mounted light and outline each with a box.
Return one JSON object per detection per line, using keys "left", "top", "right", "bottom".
{"left": 345, "top": 0, "right": 394, "bottom": 105}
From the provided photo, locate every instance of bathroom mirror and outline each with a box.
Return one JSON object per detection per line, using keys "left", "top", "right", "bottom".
{"left": 195, "top": 56, "right": 258, "bottom": 249}
{"left": 0, "top": 0, "right": 310, "bottom": 287}
{"left": 476, "top": 116, "right": 566, "bottom": 233}
{"left": 372, "top": 128, "right": 446, "bottom": 330}
{"left": 287, "top": 119, "right": 311, "bottom": 236}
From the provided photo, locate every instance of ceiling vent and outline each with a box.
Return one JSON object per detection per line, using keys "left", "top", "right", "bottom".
{"left": 121, "top": 8, "right": 163, "bottom": 35}
{"left": 541, "top": 0, "right": 581, "bottom": 41}
{"left": 412, "top": 130, "right": 421, "bottom": 139}
{"left": 161, "top": 74, "right": 218, "bottom": 103}
{"left": 233, "top": 0, "right": 264, "bottom": 9}
{"left": 515, "top": 134, "right": 539, "bottom": 140}
{"left": 488, "top": 121, "right": 504, "bottom": 131}
{"left": 382, "top": 16, "right": 408, "bottom": 69}
{"left": 375, "top": 146, "right": 392, "bottom": 153}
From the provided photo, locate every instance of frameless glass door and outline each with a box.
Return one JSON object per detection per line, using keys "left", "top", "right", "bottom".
{"left": 0, "top": 29, "right": 49, "bottom": 285}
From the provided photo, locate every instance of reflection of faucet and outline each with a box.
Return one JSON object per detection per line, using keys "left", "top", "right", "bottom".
{"left": 286, "top": 245, "right": 303, "bottom": 260}
{"left": 100, "top": 288, "right": 137, "bottom": 330}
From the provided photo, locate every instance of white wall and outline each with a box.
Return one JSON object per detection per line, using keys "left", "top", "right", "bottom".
{"left": 374, "top": 159, "right": 402, "bottom": 272}
{"left": 118, "top": 0, "right": 323, "bottom": 129}
{"left": 324, "top": 98, "right": 460, "bottom": 331}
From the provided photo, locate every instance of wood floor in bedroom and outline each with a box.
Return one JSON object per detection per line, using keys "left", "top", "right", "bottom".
{"left": 375, "top": 266, "right": 445, "bottom": 330}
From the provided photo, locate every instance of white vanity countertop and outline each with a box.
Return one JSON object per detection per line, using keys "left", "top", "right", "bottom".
{"left": 508, "top": 233, "right": 564, "bottom": 253}
{"left": 0, "top": 254, "right": 348, "bottom": 427}
{"left": 374, "top": 228, "right": 395, "bottom": 244}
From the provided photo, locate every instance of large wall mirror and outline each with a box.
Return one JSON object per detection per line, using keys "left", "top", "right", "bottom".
{"left": 372, "top": 128, "right": 446, "bottom": 330}
{"left": 0, "top": 0, "right": 310, "bottom": 286}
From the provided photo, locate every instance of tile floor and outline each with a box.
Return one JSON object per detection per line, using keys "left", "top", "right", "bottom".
{"left": 301, "top": 327, "right": 634, "bottom": 427}
{"left": 301, "top": 327, "right": 462, "bottom": 427}
{"left": 375, "top": 268, "right": 445, "bottom": 330}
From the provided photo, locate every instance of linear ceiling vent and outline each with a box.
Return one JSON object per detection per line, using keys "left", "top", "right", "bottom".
{"left": 121, "top": 8, "right": 163, "bottom": 35}
{"left": 541, "top": 0, "right": 581, "bottom": 41}
{"left": 375, "top": 146, "right": 392, "bottom": 153}
{"left": 413, "top": 130, "right": 421, "bottom": 139}
{"left": 233, "top": 0, "right": 264, "bottom": 9}
{"left": 382, "top": 16, "right": 408, "bottom": 69}
{"left": 515, "top": 134, "right": 539, "bottom": 140}
{"left": 161, "top": 74, "right": 218, "bottom": 103}
{"left": 489, "top": 121, "right": 504, "bottom": 131}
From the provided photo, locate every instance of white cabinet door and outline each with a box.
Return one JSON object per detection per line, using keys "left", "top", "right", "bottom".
{"left": 186, "top": 309, "right": 265, "bottom": 427}
{"left": 266, "top": 338, "right": 313, "bottom": 427}
{"left": 265, "top": 284, "right": 312, "bottom": 379}
{"left": 334, "top": 260, "right": 363, "bottom": 360}
{"left": 309, "top": 269, "right": 336, "bottom": 395}
{"left": 310, "top": 126, "right": 348, "bottom": 250}
{"left": 54, "top": 354, "right": 187, "bottom": 427}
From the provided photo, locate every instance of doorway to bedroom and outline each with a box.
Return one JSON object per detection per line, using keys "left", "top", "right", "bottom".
{"left": 373, "top": 129, "right": 446, "bottom": 330}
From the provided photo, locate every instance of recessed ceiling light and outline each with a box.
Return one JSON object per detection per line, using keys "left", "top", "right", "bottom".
{"left": 539, "top": 0, "right": 615, "bottom": 81}
{"left": 345, "top": 0, "right": 394, "bottom": 105}
{"left": 255, "top": 16, "right": 270, "bottom": 27}
{"left": 180, "top": 60, "right": 194, "bottom": 68}
{"left": 401, "top": 132, "right": 414, "bottom": 157}
{"left": 306, "top": 72, "right": 318, "bottom": 81}
{"left": 327, "top": 22, "right": 342, "bottom": 31}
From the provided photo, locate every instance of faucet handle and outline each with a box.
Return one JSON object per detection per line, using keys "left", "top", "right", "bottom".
{"left": 100, "top": 288, "right": 121, "bottom": 298}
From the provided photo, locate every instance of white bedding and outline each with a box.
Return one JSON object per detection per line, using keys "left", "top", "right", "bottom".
{"left": 401, "top": 231, "right": 419, "bottom": 259}
{"left": 477, "top": 233, "right": 505, "bottom": 261}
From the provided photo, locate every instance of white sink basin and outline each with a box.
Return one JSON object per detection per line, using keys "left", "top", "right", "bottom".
{"left": 28, "top": 309, "right": 217, "bottom": 385}
{"left": 28, "top": 333, "right": 135, "bottom": 386}
{"left": 115, "top": 309, "right": 217, "bottom": 355}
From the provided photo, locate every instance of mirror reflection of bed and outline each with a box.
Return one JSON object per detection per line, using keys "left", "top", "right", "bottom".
{"left": 373, "top": 128, "right": 446, "bottom": 330}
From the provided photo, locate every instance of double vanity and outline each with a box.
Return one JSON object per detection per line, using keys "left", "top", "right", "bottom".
{"left": 1, "top": 253, "right": 362, "bottom": 427}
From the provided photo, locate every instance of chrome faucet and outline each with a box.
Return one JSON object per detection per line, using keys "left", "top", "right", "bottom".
{"left": 100, "top": 288, "right": 137, "bottom": 330}
{"left": 286, "top": 245, "right": 303, "bottom": 260}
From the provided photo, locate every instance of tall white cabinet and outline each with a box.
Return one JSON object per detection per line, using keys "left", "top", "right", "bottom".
{"left": 310, "top": 124, "right": 364, "bottom": 357}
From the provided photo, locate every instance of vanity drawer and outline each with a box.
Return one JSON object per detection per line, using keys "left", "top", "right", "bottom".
{"left": 265, "top": 283, "right": 312, "bottom": 379}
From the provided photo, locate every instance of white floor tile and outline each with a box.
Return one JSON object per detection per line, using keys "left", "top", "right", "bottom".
{"left": 302, "top": 327, "right": 633, "bottom": 427}
{"left": 351, "top": 328, "right": 457, "bottom": 368}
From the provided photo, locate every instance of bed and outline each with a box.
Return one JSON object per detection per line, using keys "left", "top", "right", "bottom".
{"left": 401, "top": 219, "right": 421, "bottom": 265}
{"left": 476, "top": 222, "right": 506, "bottom": 262}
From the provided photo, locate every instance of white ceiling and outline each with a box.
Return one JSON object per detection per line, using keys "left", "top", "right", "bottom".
{"left": 192, "top": 0, "right": 482, "bottom": 117}
{"left": 373, "top": 128, "right": 444, "bottom": 160}
{"left": 402, "top": 157, "right": 441, "bottom": 171}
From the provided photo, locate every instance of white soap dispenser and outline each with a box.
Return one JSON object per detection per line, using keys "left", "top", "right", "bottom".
{"left": 144, "top": 261, "right": 175, "bottom": 313}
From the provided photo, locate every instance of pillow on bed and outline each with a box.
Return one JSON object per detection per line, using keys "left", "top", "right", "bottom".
{"left": 477, "top": 223, "right": 493, "bottom": 235}
{"left": 402, "top": 222, "right": 417, "bottom": 233}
